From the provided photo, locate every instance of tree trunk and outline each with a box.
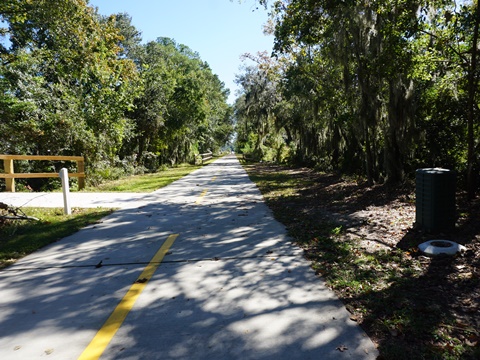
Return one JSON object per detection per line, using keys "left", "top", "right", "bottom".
{"left": 364, "top": 124, "right": 374, "bottom": 186}
{"left": 385, "top": 76, "right": 413, "bottom": 183}
{"left": 137, "top": 136, "right": 146, "bottom": 165}
{"left": 467, "top": 1, "right": 480, "bottom": 199}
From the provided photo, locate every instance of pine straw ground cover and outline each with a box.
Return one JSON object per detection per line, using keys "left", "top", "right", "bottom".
{"left": 244, "top": 162, "right": 480, "bottom": 360}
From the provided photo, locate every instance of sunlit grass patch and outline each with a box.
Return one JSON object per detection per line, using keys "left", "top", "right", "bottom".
{"left": 0, "top": 207, "right": 114, "bottom": 269}
{"left": 85, "top": 163, "right": 204, "bottom": 192}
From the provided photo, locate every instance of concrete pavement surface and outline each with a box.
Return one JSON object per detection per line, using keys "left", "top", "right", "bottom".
{"left": 1, "top": 190, "right": 151, "bottom": 209}
{"left": 0, "top": 155, "right": 378, "bottom": 359}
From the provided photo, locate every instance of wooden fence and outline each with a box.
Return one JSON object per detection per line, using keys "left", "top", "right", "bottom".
{"left": 0, "top": 155, "right": 85, "bottom": 192}
{"left": 196, "top": 151, "right": 213, "bottom": 164}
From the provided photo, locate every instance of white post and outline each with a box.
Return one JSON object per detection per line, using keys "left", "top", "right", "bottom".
{"left": 59, "top": 168, "right": 71, "bottom": 215}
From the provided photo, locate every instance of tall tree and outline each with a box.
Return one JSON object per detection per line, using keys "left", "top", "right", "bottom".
{"left": 126, "top": 37, "right": 232, "bottom": 169}
{"left": 235, "top": 52, "right": 282, "bottom": 160}
{"left": 0, "top": 0, "right": 139, "bottom": 167}
{"left": 269, "top": 0, "right": 423, "bottom": 183}
{"left": 413, "top": 1, "right": 480, "bottom": 197}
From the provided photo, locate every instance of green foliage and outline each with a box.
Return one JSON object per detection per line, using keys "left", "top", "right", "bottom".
{"left": 234, "top": 52, "right": 283, "bottom": 161}
{"left": 0, "top": 0, "right": 139, "bottom": 166}
{"left": 236, "top": 0, "right": 480, "bottom": 192}
{"left": 0, "top": 1, "right": 233, "bottom": 187}
{"left": 122, "top": 36, "right": 233, "bottom": 170}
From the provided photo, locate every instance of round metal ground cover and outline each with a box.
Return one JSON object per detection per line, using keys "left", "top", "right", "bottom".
{"left": 418, "top": 240, "right": 466, "bottom": 256}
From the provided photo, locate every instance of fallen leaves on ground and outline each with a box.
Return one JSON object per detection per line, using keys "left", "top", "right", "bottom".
{"left": 246, "top": 163, "right": 480, "bottom": 360}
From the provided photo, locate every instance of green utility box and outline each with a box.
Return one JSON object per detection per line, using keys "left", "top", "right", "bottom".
{"left": 415, "top": 168, "right": 456, "bottom": 232}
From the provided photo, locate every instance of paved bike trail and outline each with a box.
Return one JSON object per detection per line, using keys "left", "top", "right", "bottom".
{"left": 0, "top": 155, "right": 378, "bottom": 359}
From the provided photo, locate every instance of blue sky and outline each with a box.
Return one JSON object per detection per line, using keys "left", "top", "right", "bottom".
{"left": 88, "top": 0, "right": 273, "bottom": 104}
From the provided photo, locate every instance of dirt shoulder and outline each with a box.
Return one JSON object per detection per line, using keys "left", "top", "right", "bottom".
{"left": 245, "top": 163, "right": 480, "bottom": 360}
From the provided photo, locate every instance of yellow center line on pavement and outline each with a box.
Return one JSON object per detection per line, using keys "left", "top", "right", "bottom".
{"left": 77, "top": 234, "right": 179, "bottom": 360}
{"left": 195, "top": 189, "right": 208, "bottom": 204}
{"left": 195, "top": 176, "right": 216, "bottom": 205}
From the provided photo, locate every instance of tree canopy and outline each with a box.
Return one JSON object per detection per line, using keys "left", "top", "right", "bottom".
{"left": 235, "top": 0, "right": 480, "bottom": 196}
{"left": 0, "top": 0, "right": 233, "bottom": 188}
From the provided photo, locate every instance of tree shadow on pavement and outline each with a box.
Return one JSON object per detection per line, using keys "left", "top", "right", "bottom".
{"left": 0, "top": 156, "right": 377, "bottom": 360}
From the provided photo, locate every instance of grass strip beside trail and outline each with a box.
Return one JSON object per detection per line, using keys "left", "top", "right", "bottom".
{"left": 0, "top": 208, "right": 114, "bottom": 269}
{"left": 86, "top": 162, "right": 210, "bottom": 192}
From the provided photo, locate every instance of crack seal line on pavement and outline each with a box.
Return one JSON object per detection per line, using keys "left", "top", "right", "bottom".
{"left": 1, "top": 253, "right": 302, "bottom": 272}
{"left": 77, "top": 233, "right": 178, "bottom": 360}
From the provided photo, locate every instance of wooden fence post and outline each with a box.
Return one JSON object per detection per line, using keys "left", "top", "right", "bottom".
{"left": 77, "top": 159, "right": 85, "bottom": 190}
{"left": 0, "top": 155, "right": 85, "bottom": 191}
{"left": 4, "top": 159, "right": 15, "bottom": 192}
